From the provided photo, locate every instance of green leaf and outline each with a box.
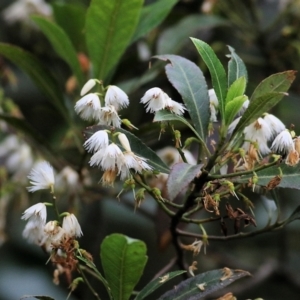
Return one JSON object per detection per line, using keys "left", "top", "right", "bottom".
{"left": 157, "top": 15, "right": 228, "bottom": 55}
{"left": 167, "top": 163, "right": 203, "bottom": 201}
{"left": 32, "top": 16, "right": 84, "bottom": 86}
{"left": 52, "top": 2, "right": 86, "bottom": 51}
{"left": 158, "top": 268, "right": 250, "bottom": 300}
{"left": 154, "top": 54, "right": 210, "bottom": 142}
{"left": 227, "top": 45, "right": 248, "bottom": 87}
{"left": 20, "top": 296, "right": 55, "bottom": 300}
{"left": 135, "top": 270, "right": 186, "bottom": 300}
{"left": 250, "top": 70, "right": 296, "bottom": 101}
{"left": 132, "top": 0, "right": 178, "bottom": 43}
{"left": 101, "top": 234, "right": 148, "bottom": 300}
{"left": 0, "top": 43, "right": 67, "bottom": 120}
{"left": 191, "top": 38, "right": 227, "bottom": 122}
{"left": 224, "top": 95, "right": 247, "bottom": 126}
{"left": 234, "top": 163, "right": 300, "bottom": 190}
{"left": 83, "top": 125, "right": 170, "bottom": 173}
{"left": 225, "top": 76, "right": 246, "bottom": 104}
{"left": 86, "top": 0, "right": 143, "bottom": 80}
{"left": 232, "top": 92, "right": 287, "bottom": 136}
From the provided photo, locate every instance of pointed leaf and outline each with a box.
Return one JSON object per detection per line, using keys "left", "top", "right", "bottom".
{"left": 234, "top": 163, "right": 300, "bottom": 190}
{"left": 158, "top": 268, "right": 250, "bottom": 300}
{"left": 154, "top": 54, "right": 210, "bottom": 142}
{"left": 83, "top": 125, "right": 170, "bottom": 173}
{"left": 86, "top": 0, "right": 143, "bottom": 80}
{"left": 101, "top": 234, "right": 148, "bottom": 300}
{"left": 167, "top": 163, "right": 203, "bottom": 201}
{"left": 191, "top": 38, "right": 227, "bottom": 122}
{"left": 225, "top": 95, "right": 247, "bottom": 126}
{"left": 225, "top": 76, "right": 246, "bottom": 104}
{"left": 250, "top": 70, "right": 296, "bottom": 101}
{"left": 132, "top": 0, "right": 178, "bottom": 43}
{"left": 135, "top": 270, "right": 186, "bottom": 300}
{"left": 157, "top": 15, "right": 228, "bottom": 55}
{"left": 227, "top": 45, "right": 248, "bottom": 86}
{"left": 32, "top": 16, "right": 84, "bottom": 86}
{"left": 232, "top": 91, "right": 287, "bottom": 136}
{"left": 52, "top": 2, "right": 86, "bottom": 51}
{"left": 0, "top": 43, "right": 67, "bottom": 120}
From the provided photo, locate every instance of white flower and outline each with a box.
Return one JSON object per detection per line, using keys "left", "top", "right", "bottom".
{"left": 228, "top": 116, "right": 241, "bottom": 136}
{"left": 263, "top": 114, "right": 286, "bottom": 138}
{"left": 237, "top": 99, "right": 249, "bottom": 116}
{"left": 62, "top": 214, "right": 83, "bottom": 238}
{"left": 271, "top": 129, "right": 294, "bottom": 153}
{"left": 80, "top": 79, "right": 97, "bottom": 96}
{"left": 22, "top": 217, "right": 45, "bottom": 244}
{"left": 21, "top": 202, "right": 47, "bottom": 223}
{"left": 118, "top": 133, "right": 131, "bottom": 152}
{"left": 165, "top": 97, "right": 186, "bottom": 116}
{"left": 140, "top": 87, "right": 166, "bottom": 113}
{"left": 209, "top": 89, "right": 219, "bottom": 122}
{"left": 27, "top": 161, "right": 55, "bottom": 192}
{"left": 98, "top": 105, "right": 121, "bottom": 127}
{"left": 104, "top": 85, "right": 129, "bottom": 110}
{"left": 75, "top": 93, "right": 101, "bottom": 120}
{"left": 84, "top": 130, "right": 109, "bottom": 153}
{"left": 243, "top": 118, "right": 272, "bottom": 155}
{"left": 2, "top": 0, "right": 52, "bottom": 25}
{"left": 55, "top": 166, "right": 81, "bottom": 192}
{"left": 89, "top": 143, "right": 125, "bottom": 170}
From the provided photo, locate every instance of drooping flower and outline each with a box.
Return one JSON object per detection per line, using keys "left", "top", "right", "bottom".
{"left": 21, "top": 202, "right": 47, "bottom": 222}
{"left": 209, "top": 89, "right": 219, "bottom": 122}
{"left": 80, "top": 79, "right": 97, "bottom": 96}
{"left": 89, "top": 143, "right": 124, "bottom": 170}
{"left": 271, "top": 129, "right": 294, "bottom": 154}
{"left": 22, "top": 217, "right": 45, "bottom": 244}
{"left": 104, "top": 85, "right": 129, "bottom": 110}
{"left": 263, "top": 113, "right": 286, "bottom": 138}
{"left": 27, "top": 161, "right": 55, "bottom": 193}
{"left": 74, "top": 93, "right": 101, "bottom": 121}
{"left": 165, "top": 96, "right": 186, "bottom": 116}
{"left": 83, "top": 130, "right": 109, "bottom": 153}
{"left": 140, "top": 87, "right": 166, "bottom": 113}
{"left": 98, "top": 105, "right": 121, "bottom": 127}
{"left": 62, "top": 214, "right": 83, "bottom": 238}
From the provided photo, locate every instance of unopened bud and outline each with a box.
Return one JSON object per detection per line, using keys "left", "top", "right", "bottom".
{"left": 122, "top": 118, "right": 138, "bottom": 130}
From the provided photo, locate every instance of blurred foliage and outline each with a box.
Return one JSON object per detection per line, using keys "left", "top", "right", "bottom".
{"left": 1, "top": 0, "right": 300, "bottom": 299}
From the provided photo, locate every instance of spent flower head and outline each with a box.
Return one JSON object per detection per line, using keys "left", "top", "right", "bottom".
{"left": 27, "top": 161, "right": 55, "bottom": 193}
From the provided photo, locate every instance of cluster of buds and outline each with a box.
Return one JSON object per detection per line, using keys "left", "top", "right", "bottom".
{"left": 84, "top": 130, "right": 152, "bottom": 186}
{"left": 21, "top": 161, "right": 84, "bottom": 284}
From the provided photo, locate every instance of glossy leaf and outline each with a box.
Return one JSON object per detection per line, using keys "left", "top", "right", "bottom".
{"left": 231, "top": 91, "right": 287, "bottom": 136}
{"left": 155, "top": 54, "right": 210, "bottom": 142}
{"left": 158, "top": 268, "right": 250, "bottom": 300}
{"left": 227, "top": 45, "right": 248, "bottom": 87}
{"left": 0, "top": 43, "right": 67, "bottom": 120}
{"left": 32, "top": 16, "right": 84, "bottom": 86}
{"left": 135, "top": 270, "right": 186, "bottom": 300}
{"left": 191, "top": 38, "right": 227, "bottom": 122}
{"left": 225, "top": 76, "right": 246, "bottom": 104}
{"left": 157, "top": 15, "right": 228, "bottom": 55}
{"left": 52, "top": 2, "right": 86, "bottom": 51}
{"left": 167, "top": 163, "right": 203, "bottom": 201}
{"left": 250, "top": 70, "right": 296, "bottom": 101}
{"left": 86, "top": 0, "right": 143, "bottom": 80}
{"left": 234, "top": 163, "right": 300, "bottom": 190}
{"left": 132, "top": 0, "right": 178, "bottom": 43}
{"left": 225, "top": 95, "right": 247, "bottom": 126}
{"left": 83, "top": 125, "right": 170, "bottom": 173}
{"left": 101, "top": 234, "right": 148, "bottom": 300}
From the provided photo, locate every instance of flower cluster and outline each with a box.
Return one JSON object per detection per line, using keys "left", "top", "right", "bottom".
{"left": 228, "top": 112, "right": 300, "bottom": 170}
{"left": 75, "top": 79, "right": 129, "bottom": 127}
{"left": 140, "top": 87, "right": 186, "bottom": 115}
{"left": 84, "top": 130, "right": 152, "bottom": 186}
